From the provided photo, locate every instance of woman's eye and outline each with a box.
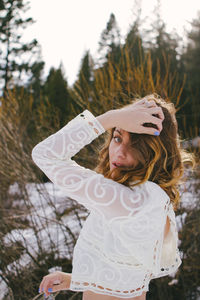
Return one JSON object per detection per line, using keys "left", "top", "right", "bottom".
{"left": 113, "top": 136, "right": 121, "bottom": 143}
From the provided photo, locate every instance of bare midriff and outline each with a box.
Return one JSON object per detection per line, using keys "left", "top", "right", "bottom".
{"left": 82, "top": 290, "right": 147, "bottom": 300}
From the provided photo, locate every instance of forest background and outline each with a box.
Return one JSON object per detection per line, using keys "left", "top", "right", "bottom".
{"left": 0, "top": 0, "right": 199, "bottom": 299}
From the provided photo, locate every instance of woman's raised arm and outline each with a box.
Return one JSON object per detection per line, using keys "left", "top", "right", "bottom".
{"left": 32, "top": 107, "right": 166, "bottom": 222}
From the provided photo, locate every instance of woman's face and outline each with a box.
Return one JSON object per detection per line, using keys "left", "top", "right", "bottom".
{"left": 109, "top": 128, "right": 139, "bottom": 174}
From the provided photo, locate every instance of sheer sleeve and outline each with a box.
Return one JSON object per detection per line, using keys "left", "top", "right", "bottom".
{"left": 32, "top": 110, "right": 169, "bottom": 224}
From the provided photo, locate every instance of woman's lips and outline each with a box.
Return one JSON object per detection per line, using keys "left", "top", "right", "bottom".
{"left": 112, "top": 162, "right": 124, "bottom": 168}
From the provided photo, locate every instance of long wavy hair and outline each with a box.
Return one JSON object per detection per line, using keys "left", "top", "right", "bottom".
{"left": 95, "top": 94, "right": 195, "bottom": 210}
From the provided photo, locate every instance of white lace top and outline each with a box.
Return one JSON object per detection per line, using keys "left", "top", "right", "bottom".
{"left": 32, "top": 110, "right": 182, "bottom": 298}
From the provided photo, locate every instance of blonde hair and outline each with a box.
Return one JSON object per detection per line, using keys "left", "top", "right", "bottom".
{"left": 95, "top": 94, "right": 195, "bottom": 210}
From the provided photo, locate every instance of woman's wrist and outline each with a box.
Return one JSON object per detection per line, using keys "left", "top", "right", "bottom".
{"left": 96, "top": 110, "right": 118, "bottom": 131}
{"left": 64, "top": 272, "right": 71, "bottom": 289}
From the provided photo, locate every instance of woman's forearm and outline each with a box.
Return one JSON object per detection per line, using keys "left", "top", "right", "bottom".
{"left": 96, "top": 110, "right": 118, "bottom": 131}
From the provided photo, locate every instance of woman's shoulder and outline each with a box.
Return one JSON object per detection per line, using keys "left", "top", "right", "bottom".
{"left": 131, "top": 180, "right": 170, "bottom": 207}
{"left": 146, "top": 180, "right": 169, "bottom": 196}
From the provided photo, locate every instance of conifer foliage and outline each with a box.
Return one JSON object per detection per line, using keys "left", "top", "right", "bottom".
{"left": 0, "top": 0, "right": 39, "bottom": 93}
{"left": 181, "top": 12, "right": 200, "bottom": 133}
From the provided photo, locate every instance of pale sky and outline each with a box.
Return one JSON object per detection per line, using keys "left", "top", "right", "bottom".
{"left": 24, "top": 0, "right": 200, "bottom": 86}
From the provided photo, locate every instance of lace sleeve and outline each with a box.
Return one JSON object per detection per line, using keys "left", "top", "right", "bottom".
{"left": 32, "top": 110, "right": 168, "bottom": 223}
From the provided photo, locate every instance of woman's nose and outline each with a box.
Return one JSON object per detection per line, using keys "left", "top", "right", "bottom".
{"left": 115, "top": 144, "right": 126, "bottom": 158}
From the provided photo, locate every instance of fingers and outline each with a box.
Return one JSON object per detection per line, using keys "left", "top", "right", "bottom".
{"left": 137, "top": 99, "right": 157, "bottom": 108}
{"left": 39, "top": 274, "right": 61, "bottom": 297}
{"left": 141, "top": 126, "right": 161, "bottom": 136}
{"left": 39, "top": 277, "right": 46, "bottom": 294}
{"left": 143, "top": 106, "right": 164, "bottom": 133}
{"left": 136, "top": 100, "right": 164, "bottom": 120}
{"left": 146, "top": 100, "right": 157, "bottom": 108}
{"left": 39, "top": 277, "right": 52, "bottom": 297}
{"left": 140, "top": 106, "right": 164, "bottom": 134}
{"left": 44, "top": 282, "right": 66, "bottom": 297}
{"left": 150, "top": 115, "right": 163, "bottom": 132}
{"left": 39, "top": 272, "right": 69, "bottom": 298}
{"left": 149, "top": 106, "right": 165, "bottom": 120}
{"left": 51, "top": 281, "right": 68, "bottom": 292}
{"left": 43, "top": 278, "right": 59, "bottom": 297}
{"left": 142, "top": 114, "right": 163, "bottom": 133}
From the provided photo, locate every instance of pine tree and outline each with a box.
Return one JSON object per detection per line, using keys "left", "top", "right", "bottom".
{"left": 117, "top": 2, "right": 145, "bottom": 101}
{"left": 28, "top": 60, "right": 45, "bottom": 104}
{"left": 181, "top": 12, "right": 200, "bottom": 136}
{"left": 124, "top": 0, "right": 144, "bottom": 66}
{"left": 78, "top": 50, "right": 93, "bottom": 90}
{"left": 44, "top": 65, "right": 71, "bottom": 127}
{"left": 98, "top": 13, "right": 121, "bottom": 66}
{"left": 0, "top": 0, "right": 40, "bottom": 93}
{"left": 145, "top": 0, "right": 180, "bottom": 83}
{"left": 124, "top": 24, "right": 144, "bottom": 67}
{"left": 73, "top": 50, "right": 94, "bottom": 107}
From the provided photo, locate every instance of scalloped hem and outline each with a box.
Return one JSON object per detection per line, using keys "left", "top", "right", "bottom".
{"left": 69, "top": 280, "right": 149, "bottom": 298}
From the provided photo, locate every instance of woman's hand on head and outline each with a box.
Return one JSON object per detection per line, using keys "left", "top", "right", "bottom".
{"left": 97, "top": 99, "right": 165, "bottom": 135}
{"left": 114, "top": 99, "right": 165, "bottom": 135}
{"left": 39, "top": 271, "right": 71, "bottom": 297}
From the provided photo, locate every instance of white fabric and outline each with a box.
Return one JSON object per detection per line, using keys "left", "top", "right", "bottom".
{"left": 32, "top": 110, "right": 182, "bottom": 298}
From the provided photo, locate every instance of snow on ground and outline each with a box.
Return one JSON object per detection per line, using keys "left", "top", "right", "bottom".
{"left": 180, "top": 178, "right": 200, "bottom": 210}
{"left": 0, "top": 182, "right": 88, "bottom": 298}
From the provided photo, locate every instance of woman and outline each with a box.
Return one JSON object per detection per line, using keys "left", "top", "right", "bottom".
{"left": 32, "top": 94, "right": 191, "bottom": 299}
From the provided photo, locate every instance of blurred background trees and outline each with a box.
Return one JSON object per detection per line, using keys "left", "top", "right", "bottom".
{"left": 181, "top": 12, "right": 200, "bottom": 136}
{"left": 0, "top": 0, "right": 199, "bottom": 299}
{"left": 0, "top": 0, "right": 42, "bottom": 93}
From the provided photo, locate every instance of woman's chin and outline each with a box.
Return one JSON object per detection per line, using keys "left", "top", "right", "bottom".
{"left": 110, "top": 172, "right": 115, "bottom": 179}
{"left": 109, "top": 167, "right": 119, "bottom": 179}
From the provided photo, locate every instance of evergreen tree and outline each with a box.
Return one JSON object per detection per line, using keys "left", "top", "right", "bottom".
{"left": 0, "top": 0, "right": 40, "bottom": 93}
{"left": 78, "top": 50, "right": 93, "bottom": 90}
{"left": 28, "top": 60, "right": 45, "bottom": 104}
{"left": 181, "top": 12, "right": 200, "bottom": 136}
{"left": 73, "top": 50, "right": 94, "bottom": 107}
{"left": 118, "top": 2, "right": 145, "bottom": 101}
{"left": 145, "top": 0, "right": 180, "bottom": 83}
{"left": 124, "top": 23, "right": 144, "bottom": 67}
{"left": 124, "top": 0, "right": 144, "bottom": 66}
{"left": 44, "top": 65, "right": 71, "bottom": 127}
{"left": 98, "top": 13, "right": 121, "bottom": 65}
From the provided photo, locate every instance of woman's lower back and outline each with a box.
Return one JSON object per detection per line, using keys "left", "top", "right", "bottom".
{"left": 82, "top": 290, "right": 147, "bottom": 300}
